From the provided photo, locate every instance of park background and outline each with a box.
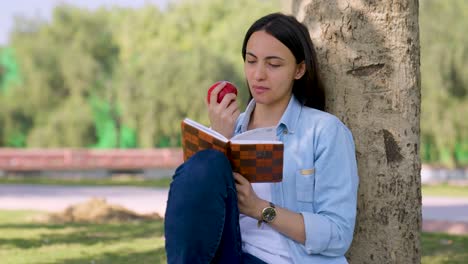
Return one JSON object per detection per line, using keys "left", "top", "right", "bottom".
{"left": 0, "top": 0, "right": 466, "bottom": 167}
{"left": 0, "top": 0, "right": 467, "bottom": 263}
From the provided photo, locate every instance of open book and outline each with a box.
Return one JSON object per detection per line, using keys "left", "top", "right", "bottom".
{"left": 181, "top": 118, "right": 283, "bottom": 182}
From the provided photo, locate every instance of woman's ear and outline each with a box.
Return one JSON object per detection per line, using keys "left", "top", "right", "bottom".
{"left": 295, "top": 61, "right": 306, "bottom": 79}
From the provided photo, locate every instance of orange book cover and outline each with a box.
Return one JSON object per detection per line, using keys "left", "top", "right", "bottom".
{"left": 181, "top": 118, "right": 283, "bottom": 182}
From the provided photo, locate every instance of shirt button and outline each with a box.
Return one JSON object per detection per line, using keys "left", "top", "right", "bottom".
{"left": 283, "top": 129, "right": 288, "bottom": 135}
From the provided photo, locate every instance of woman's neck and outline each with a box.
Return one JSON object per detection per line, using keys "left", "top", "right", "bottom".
{"left": 248, "top": 96, "right": 291, "bottom": 130}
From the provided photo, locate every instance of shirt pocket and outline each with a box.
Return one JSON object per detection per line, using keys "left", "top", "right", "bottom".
{"left": 295, "top": 168, "right": 315, "bottom": 203}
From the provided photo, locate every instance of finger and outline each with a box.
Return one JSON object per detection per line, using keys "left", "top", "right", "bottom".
{"left": 231, "top": 110, "right": 241, "bottom": 124}
{"left": 233, "top": 172, "right": 241, "bottom": 183}
{"left": 235, "top": 182, "right": 246, "bottom": 196}
{"left": 234, "top": 172, "right": 249, "bottom": 185}
{"left": 226, "top": 100, "right": 239, "bottom": 116}
{"left": 219, "top": 92, "right": 237, "bottom": 109}
{"left": 233, "top": 172, "right": 246, "bottom": 184}
{"left": 233, "top": 108, "right": 241, "bottom": 117}
{"left": 227, "top": 96, "right": 239, "bottom": 109}
{"left": 209, "top": 81, "right": 227, "bottom": 105}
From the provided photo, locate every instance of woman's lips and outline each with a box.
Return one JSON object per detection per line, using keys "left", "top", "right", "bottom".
{"left": 252, "top": 85, "right": 269, "bottom": 94}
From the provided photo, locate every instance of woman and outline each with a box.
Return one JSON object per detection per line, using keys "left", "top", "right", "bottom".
{"left": 165, "top": 13, "right": 359, "bottom": 264}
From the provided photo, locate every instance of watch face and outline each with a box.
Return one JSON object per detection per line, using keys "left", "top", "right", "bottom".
{"left": 263, "top": 207, "right": 276, "bottom": 222}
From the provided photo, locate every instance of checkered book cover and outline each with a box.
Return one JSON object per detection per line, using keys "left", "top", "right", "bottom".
{"left": 181, "top": 120, "right": 283, "bottom": 183}
{"left": 181, "top": 121, "right": 229, "bottom": 161}
{"left": 230, "top": 143, "right": 283, "bottom": 182}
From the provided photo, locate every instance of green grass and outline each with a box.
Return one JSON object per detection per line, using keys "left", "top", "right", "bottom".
{"left": 1, "top": 210, "right": 467, "bottom": 264}
{"left": 0, "top": 210, "right": 166, "bottom": 264}
{"left": 0, "top": 175, "right": 172, "bottom": 188}
{"left": 422, "top": 184, "right": 468, "bottom": 197}
{"left": 422, "top": 232, "right": 468, "bottom": 263}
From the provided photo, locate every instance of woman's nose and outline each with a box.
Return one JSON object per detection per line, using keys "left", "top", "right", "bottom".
{"left": 254, "top": 64, "right": 266, "bottom": 80}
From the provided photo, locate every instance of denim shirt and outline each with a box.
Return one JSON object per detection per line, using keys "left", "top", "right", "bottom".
{"left": 234, "top": 96, "right": 359, "bottom": 264}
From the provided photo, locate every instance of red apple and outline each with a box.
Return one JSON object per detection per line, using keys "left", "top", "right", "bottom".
{"left": 207, "top": 81, "right": 238, "bottom": 103}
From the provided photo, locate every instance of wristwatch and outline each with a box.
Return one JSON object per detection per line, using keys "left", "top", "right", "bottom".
{"left": 257, "top": 202, "right": 277, "bottom": 227}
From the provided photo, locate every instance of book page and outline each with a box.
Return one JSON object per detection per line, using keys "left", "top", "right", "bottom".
{"left": 230, "top": 126, "right": 280, "bottom": 144}
{"left": 229, "top": 139, "right": 282, "bottom": 144}
{"left": 183, "top": 118, "right": 228, "bottom": 143}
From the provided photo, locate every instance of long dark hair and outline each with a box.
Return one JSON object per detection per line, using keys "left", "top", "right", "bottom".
{"left": 242, "top": 13, "right": 325, "bottom": 111}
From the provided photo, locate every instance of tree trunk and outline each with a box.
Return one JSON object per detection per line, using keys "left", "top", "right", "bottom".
{"left": 288, "top": 0, "right": 421, "bottom": 263}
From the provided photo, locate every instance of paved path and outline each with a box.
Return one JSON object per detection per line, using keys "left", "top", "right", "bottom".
{"left": 423, "top": 197, "right": 468, "bottom": 222}
{"left": 421, "top": 196, "right": 468, "bottom": 234}
{"left": 1, "top": 184, "right": 468, "bottom": 234}
{"left": 0, "top": 184, "right": 169, "bottom": 216}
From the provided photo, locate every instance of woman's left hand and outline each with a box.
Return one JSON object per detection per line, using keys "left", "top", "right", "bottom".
{"left": 234, "top": 173, "right": 306, "bottom": 244}
{"left": 233, "top": 172, "right": 264, "bottom": 219}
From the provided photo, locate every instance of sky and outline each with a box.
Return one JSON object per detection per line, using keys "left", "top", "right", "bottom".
{"left": 0, "top": 0, "right": 169, "bottom": 45}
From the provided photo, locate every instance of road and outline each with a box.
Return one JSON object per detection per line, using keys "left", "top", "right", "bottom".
{"left": 0, "top": 184, "right": 169, "bottom": 216}
{"left": 1, "top": 184, "right": 468, "bottom": 232}
{"left": 423, "top": 197, "right": 468, "bottom": 222}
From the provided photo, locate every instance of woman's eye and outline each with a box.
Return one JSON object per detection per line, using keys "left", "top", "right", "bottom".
{"left": 247, "top": 60, "right": 256, "bottom": 64}
{"left": 269, "top": 63, "right": 281, "bottom": 68}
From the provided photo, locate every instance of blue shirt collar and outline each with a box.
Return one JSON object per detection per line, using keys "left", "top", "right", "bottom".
{"left": 236, "top": 95, "right": 302, "bottom": 135}
{"left": 278, "top": 95, "right": 302, "bottom": 134}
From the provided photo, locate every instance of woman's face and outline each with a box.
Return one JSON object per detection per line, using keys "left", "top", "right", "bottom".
{"left": 244, "top": 30, "right": 304, "bottom": 108}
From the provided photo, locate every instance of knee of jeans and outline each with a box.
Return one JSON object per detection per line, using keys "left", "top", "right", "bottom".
{"left": 185, "top": 149, "right": 233, "bottom": 188}
{"left": 189, "top": 149, "right": 231, "bottom": 171}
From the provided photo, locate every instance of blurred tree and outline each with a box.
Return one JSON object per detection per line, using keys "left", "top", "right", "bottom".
{"left": 420, "top": 0, "right": 468, "bottom": 167}
{"left": 0, "top": 47, "right": 21, "bottom": 92}
{"left": 111, "top": 0, "right": 280, "bottom": 147}
{"left": 5, "top": 5, "right": 120, "bottom": 147}
{"left": 0, "top": 0, "right": 280, "bottom": 148}
{"left": 89, "top": 96, "right": 136, "bottom": 148}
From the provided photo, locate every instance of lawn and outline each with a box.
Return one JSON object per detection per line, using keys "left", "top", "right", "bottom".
{"left": 422, "top": 232, "right": 468, "bottom": 263}
{"left": 422, "top": 184, "right": 468, "bottom": 197}
{"left": 1, "top": 210, "right": 467, "bottom": 264}
{"left": 0, "top": 210, "right": 166, "bottom": 264}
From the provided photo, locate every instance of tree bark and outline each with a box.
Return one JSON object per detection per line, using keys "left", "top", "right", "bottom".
{"left": 288, "top": 0, "right": 421, "bottom": 263}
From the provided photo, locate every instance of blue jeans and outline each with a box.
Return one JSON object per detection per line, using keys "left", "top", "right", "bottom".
{"left": 165, "top": 149, "right": 267, "bottom": 264}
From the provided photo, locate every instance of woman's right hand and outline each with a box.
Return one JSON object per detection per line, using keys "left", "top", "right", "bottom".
{"left": 206, "top": 81, "right": 240, "bottom": 139}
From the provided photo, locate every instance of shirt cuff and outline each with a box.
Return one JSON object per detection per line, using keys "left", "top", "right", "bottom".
{"left": 300, "top": 211, "right": 332, "bottom": 254}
